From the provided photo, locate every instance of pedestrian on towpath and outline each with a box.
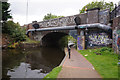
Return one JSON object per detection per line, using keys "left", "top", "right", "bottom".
{"left": 68, "top": 46, "right": 71, "bottom": 59}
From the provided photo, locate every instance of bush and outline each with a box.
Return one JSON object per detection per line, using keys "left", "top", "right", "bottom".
{"left": 95, "top": 47, "right": 114, "bottom": 55}
{"left": 8, "top": 42, "right": 19, "bottom": 49}
{"left": 2, "top": 21, "right": 26, "bottom": 43}
{"left": 100, "top": 47, "right": 112, "bottom": 52}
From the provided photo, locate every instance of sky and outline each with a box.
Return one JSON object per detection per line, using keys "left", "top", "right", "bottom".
{"left": 8, "top": 0, "right": 120, "bottom": 26}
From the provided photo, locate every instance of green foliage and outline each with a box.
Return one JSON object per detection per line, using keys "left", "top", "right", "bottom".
{"left": 119, "top": 66, "right": 120, "bottom": 79}
{"left": 2, "top": 21, "right": 26, "bottom": 43}
{"left": 79, "top": 48, "right": 118, "bottom": 78}
{"left": 43, "top": 66, "right": 62, "bottom": 80}
{"left": 80, "top": 1, "right": 114, "bottom": 13}
{"left": 68, "top": 36, "right": 77, "bottom": 48}
{"left": 8, "top": 42, "right": 19, "bottom": 49}
{"left": 22, "top": 37, "right": 40, "bottom": 43}
{"left": 43, "top": 13, "right": 64, "bottom": 21}
{"left": 100, "top": 47, "right": 112, "bottom": 52}
{"left": 59, "top": 35, "right": 77, "bottom": 48}
{"left": 59, "top": 36, "right": 68, "bottom": 48}
{"left": 2, "top": 2, "right": 12, "bottom": 21}
{"left": 96, "top": 47, "right": 114, "bottom": 55}
{"left": 68, "top": 36, "right": 77, "bottom": 43}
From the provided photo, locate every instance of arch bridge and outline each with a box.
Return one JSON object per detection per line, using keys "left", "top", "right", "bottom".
{"left": 26, "top": 23, "right": 112, "bottom": 49}
{"left": 26, "top": 8, "right": 112, "bottom": 49}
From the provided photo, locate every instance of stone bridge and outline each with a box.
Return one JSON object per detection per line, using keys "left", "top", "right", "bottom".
{"left": 27, "top": 8, "right": 112, "bottom": 49}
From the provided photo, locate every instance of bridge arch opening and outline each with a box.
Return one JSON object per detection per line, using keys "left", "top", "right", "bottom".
{"left": 41, "top": 32, "right": 68, "bottom": 47}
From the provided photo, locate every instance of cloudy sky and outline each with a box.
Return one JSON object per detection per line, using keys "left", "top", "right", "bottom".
{"left": 8, "top": 0, "right": 120, "bottom": 26}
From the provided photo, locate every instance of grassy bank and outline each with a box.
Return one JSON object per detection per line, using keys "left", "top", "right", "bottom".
{"left": 43, "top": 66, "right": 62, "bottom": 80}
{"left": 8, "top": 37, "right": 40, "bottom": 49}
{"left": 79, "top": 47, "right": 118, "bottom": 78}
{"left": 22, "top": 37, "right": 40, "bottom": 43}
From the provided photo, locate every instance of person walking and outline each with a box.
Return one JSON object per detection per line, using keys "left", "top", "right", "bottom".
{"left": 68, "top": 46, "right": 71, "bottom": 59}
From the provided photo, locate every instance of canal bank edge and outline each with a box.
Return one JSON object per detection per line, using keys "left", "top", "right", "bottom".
{"left": 43, "top": 48, "right": 67, "bottom": 79}
{"left": 18, "top": 42, "right": 41, "bottom": 49}
{"left": 59, "top": 48, "right": 68, "bottom": 66}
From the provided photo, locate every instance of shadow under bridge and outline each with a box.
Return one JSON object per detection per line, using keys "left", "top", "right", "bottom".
{"left": 42, "top": 32, "right": 68, "bottom": 47}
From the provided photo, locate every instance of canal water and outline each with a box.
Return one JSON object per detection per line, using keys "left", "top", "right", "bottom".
{"left": 2, "top": 47, "right": 65, "bottom": 79}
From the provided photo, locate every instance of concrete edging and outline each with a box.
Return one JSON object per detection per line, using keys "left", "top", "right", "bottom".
{"left": 59, "top": 48, "right": 68, "bottom": 66}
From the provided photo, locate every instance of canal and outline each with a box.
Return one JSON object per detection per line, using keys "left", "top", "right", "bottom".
{"left": 2, "top": 47, "right": 65, "bottom": 79}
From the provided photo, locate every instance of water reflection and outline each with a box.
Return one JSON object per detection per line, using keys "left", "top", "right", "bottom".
{"left": 7, "top": 62, "right": 47, "bottom": 78}
{"left": 2, "top": 47, "right": 65, "bottom": 79}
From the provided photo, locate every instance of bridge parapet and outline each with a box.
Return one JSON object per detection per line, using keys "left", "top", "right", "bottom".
{"left": 38, "top": 15, "right": 76, "bottom": 27}
{"left": 27, "top": 9, "right": 110, "bottom": 29}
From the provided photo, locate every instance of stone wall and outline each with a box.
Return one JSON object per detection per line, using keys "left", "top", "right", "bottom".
{"left": 87, "top": 9, "right": 99, "bottom": 24}
{"left": 99, "top": 9, "right": 110, "bottom": 25}
{"left": 113, "top": 16, "right": 120, "bottom": 30}
{"left": 28, "top": 9, "right": 110, "bottom": 29}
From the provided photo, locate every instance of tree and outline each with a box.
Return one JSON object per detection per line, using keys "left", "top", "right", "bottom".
{"left": 2, "top": 2, "right": 26, "bottom": 44}
{"left": 2, "top": 2, "right": 12, "bottom": 33}
{"left": 43, "top": 13, "right": 64, "bottom": 21}
{"left": 80, "top": 1, "right": 114, "bottom": 13}
{"left": 2, "top": 2, "right": 12, "bottom": 22}
{"left": 3, "top": 21, "right": 26, "bottom": 42}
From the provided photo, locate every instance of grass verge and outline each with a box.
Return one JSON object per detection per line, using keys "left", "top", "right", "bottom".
{"left": 43, "top": 66, "right": 62, "bottom": 80}
{"left": 79, "top": 47, "right": 118, "bottom": 78}
{"left": 22, "top": 37, "right": 40, "bottom": 43}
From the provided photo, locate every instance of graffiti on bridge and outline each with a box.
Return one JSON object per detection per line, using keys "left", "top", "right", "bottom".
{"left": 113, "top": 30, "right": 120, "bottom": 53}
{"left": 117, "top": 36, "right": 120, "bottom": 47}
{"left": 77, "top": 36, "right": 83, "bottom": 50}
{"left": 87, "top": 31, "right": 111, "bottom": 47}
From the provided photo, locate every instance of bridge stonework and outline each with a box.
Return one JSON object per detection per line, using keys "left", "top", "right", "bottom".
{"left": 28, "top": 30, "right": 69, "bottom": 47}
{"left": 28, "top": 9, "right": 109, "bottom": 28}
{"left": 27, "top": 9, "right": 111, "bottom": 49}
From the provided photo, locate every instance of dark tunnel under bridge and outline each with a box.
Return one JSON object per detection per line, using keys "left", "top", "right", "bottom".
{"left": 42, "top": 32, "right": 68, "bottom": 47}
